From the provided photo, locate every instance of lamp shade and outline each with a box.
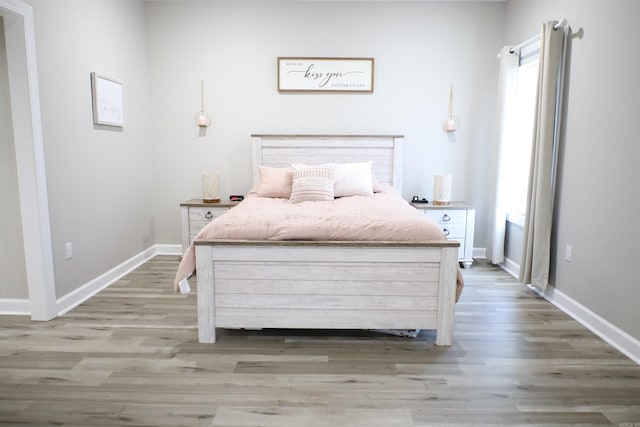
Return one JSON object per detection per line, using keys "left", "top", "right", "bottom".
{"left": 202, "top": 172, "right": 220, "bottom": 203}
{"left": 433, "top": 174, "right": 452, "bottom": 205}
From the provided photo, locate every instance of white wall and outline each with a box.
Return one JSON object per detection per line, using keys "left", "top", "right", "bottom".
{"left": 0, "top": 17, "right": 29, "bottom": 300}
{"left": 27, "top": 0, "right": 154, "bottom": 297}
{"left": 145, "top": 1, "right": 504, "bottom": 247}
{"left": 503, "top": 0, "right": 640, "bottom": 340}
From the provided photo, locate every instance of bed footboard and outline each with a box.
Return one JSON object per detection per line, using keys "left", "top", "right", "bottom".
{"left": 195, "top": 240, "right": 459, "bottom": 345}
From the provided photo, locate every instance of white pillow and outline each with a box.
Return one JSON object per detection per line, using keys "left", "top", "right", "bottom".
{"left": 333, "top": 161, "right": 374, "bottom": 197}
{"left": 289, "top": 163, "right": 336, "bottom": 203}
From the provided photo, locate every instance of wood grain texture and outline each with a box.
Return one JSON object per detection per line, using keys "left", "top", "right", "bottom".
{"left": 251, "top": 134, "right": 404, "bottom": 191}
{"left": 1, "top": 256, "right": 639, "bottom": 426}
{"left": 197, "top": 243, "right": 457, "bottom": 345}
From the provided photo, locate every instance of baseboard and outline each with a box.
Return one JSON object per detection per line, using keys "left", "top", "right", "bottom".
{"left": 154, "top": 244, "right": 182, "bottom": 255}
{"left": 472, "top": 247, "right": 487, "bottom": 259}
{"left": 528, "top": 285, "right": 640, "bottom": 365}
{"left": 55, "top": 245, "right": 167, "bottom": 316}
{"left": 500, "top": 257, "right": 520, "bottom": 278}
{"left": 2, "top": 244, "right": 182, "bottom": 318}
{"left": 0, "top": 298, "right": 30, "bottom": 315}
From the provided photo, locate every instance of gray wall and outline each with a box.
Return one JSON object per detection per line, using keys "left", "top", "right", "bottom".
{"left": 145, "top": 1, "right": 504, "bottom": 247}
{"left": 502, "top": 0, "right": 640, "bottom": 340}
{"left": 504, "top": 221, "right": 523, "bottom": 267}
{"left": 0, "top": 17, "right": 28, "bottom": 299}
{"left": 26, "top": 0, "right": 154, "bottom": 297}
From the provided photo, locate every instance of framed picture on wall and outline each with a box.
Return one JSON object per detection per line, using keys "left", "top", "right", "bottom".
{"left": 90, "top": 72, "right": 124, "bottom": 126}
{"left": 278, "top": 57, "right": 374, "bottom": 93}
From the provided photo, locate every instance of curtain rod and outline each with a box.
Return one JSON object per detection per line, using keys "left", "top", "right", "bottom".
{"left": 509, "top": 34, "right": 540, "bottom": 54}
{"left": 508, "top": 19, "right": 569, "bottom": 54}
{"left": 554, "top": 19, "right": 568, "bottom": 30}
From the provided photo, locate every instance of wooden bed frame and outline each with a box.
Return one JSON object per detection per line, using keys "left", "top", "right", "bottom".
{"left": 195, "top": 134, "right": 459, "bottom": 345}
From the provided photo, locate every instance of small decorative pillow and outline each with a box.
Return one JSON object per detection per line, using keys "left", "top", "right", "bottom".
{"left": 253, "top": 166, "right": 292, "bottom": 198}
{"left": 290, "top": 163, "right": 336, "bottom": 203}
{"left": 334, "top": 161, "right": 374, "bottom": 197}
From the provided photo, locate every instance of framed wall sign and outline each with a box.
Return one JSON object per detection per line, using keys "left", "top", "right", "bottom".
{"left": 91, "top": 72, "right": 124, "bottom": 126}
{"left": 278, "top": 57, "right": 374, "bottom": 93}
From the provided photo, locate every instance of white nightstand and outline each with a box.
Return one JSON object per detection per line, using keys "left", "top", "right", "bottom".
{"left": 180, "top": 199, "right": 237, "bottom": 252}
{"left": 412, "top": 202, "right": 476, "bottom": 268}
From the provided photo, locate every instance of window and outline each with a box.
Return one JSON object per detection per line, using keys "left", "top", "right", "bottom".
{"left": 504, "top": 43, "right": 540, "bottom": 225}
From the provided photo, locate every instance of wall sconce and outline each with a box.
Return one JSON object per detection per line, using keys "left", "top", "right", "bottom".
{"left": 194, "top": 80, "right": 211, "bottom": 135}
{"left": 442, "top": 84, "right": 460, "bottom": 133}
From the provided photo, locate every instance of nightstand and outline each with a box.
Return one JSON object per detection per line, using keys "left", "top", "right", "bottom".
{"left": 180, "top": 199, "right": 237, "bottom": 252}
{"left": 412, "top": 202, "right": 476, "bottom": 268}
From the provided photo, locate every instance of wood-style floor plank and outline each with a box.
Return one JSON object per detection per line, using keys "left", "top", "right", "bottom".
{"left": 1, "top": 256, "right": 639, "bottom": 426}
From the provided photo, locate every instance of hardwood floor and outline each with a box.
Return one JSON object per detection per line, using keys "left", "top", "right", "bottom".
{"left": 1, "top": 256, "right": 639, "bottom": 426}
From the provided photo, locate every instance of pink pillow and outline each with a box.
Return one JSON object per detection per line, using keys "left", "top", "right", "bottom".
{"left": 253, "top": 166, "right": 293, "bottom": 198}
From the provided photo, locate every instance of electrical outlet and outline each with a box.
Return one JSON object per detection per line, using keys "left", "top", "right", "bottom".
{"left": 65, "top": 242, "right": 73, "bottom": 260}
{"left": 565, "top": 244, "right": 573, "bottom": 262}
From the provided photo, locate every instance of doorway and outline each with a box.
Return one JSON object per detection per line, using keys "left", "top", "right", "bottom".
{"left": 0, "top": 17, "right": 29, "bottom": 306}
{"left": 0, "top": 0, "right": 56, "bottom": 320}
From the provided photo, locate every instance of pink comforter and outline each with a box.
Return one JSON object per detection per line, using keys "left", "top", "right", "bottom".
{"left": 174, "top": 187, "right": 464, "bottom": 299}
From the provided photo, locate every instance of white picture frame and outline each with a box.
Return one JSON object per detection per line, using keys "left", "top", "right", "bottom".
{"left": 278, "top": 57, "right": 374, "bottom": 93}
{"left": 91, "top": 72, "right": 124, "bottom": 126}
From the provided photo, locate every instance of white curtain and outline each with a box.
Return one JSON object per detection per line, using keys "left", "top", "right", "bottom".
{"left": 488, "top": 47, "right": 518, "bottom": 264}
{"left": 520, "top": 21, "right": 570, "bottom": 288}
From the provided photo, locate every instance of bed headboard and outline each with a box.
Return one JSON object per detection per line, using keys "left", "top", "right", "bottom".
{"left": 251, "top": 134, "right": 404, "bottom": 193}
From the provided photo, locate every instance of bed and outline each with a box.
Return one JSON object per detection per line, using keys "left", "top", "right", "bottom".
{"left": 176, "top": 134, "right": 461, "bottom": 345}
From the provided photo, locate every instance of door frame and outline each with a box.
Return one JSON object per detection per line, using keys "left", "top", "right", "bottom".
{"left": 1, "top": 0, "right": 56, "bottom": 320}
